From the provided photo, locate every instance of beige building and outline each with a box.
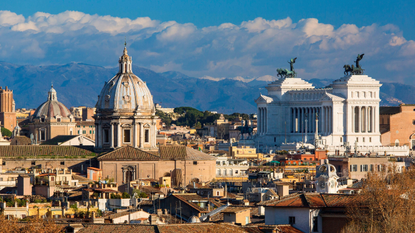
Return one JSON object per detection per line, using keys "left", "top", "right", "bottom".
{"left": 27, "top": 86, "right": 76, "bottom": 143}
{"left": 98, "top": 145, "right": 216, "bottom": 191}
{"left": 328, "top": 156, "right": 404, "bottom": 180}
{"left": 94, "top": 46, "right": 158, "bottom": 151}
{"left": 229, "top": 146, "right": 258, "bottom": 159}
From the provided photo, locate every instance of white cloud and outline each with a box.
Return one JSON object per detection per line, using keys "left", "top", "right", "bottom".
{"left": 0, "top": 10, "right": 414, "bottom": 84}
{"left": 0, "top": 11, "right": 24, "bottom": 26}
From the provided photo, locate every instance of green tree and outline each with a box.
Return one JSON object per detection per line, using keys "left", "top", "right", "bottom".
{"left": 1, "top": 127, "right": 11, "bottom": 137}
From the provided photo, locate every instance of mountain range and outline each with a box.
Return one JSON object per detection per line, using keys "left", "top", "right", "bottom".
{"left": 0, "top": 61, "right": 412, "bottom": 114}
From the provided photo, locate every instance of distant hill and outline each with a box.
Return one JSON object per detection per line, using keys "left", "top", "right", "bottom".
{"left": 0, "top": 62, "right": 412, "bottom": 114}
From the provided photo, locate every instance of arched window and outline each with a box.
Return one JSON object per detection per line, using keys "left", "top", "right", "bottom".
{"left": 395, "top": 139, "right": 400, "bottom": 146}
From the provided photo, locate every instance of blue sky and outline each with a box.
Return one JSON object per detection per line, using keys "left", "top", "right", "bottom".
{"left": 0, "top": 0, "right": 415, "bottom": 84}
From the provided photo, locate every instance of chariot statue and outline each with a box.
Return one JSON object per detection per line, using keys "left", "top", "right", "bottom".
{"left": 344, "top": 54, "right": 365, "bottom": 75}
{"left": 277, "top": 57, "right": 297, "bottom": 78}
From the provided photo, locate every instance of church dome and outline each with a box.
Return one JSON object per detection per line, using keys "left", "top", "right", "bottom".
{"left": 32, "top": 85, "right": 72, "bottom": 119}
{"left": 95, "top": 46, "right": 154, "bottom": 113}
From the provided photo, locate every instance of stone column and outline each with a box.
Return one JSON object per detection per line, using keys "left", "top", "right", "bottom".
{"left": 110, "top": 123, "right": 114, "bottom": 148}
{"left": 358, "top": 106, "right": 361, "bottom": 133}
{"left": 133, "top": 120, "right": 138, "bottom": 148}
{"left": 140, "top": 123, "right": 144, "bottom": 148}
{"left": 117, "top": 122, "right": 122, "bottom": 148}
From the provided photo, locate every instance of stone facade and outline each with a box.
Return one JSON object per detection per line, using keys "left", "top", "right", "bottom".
{"left": 28, "top": 86, "right": 76, "bottom": 143}
{"left": 98, "top": 146, "right": 216, "bottom": 189}
{"left": 0, "top": 86, "right": 16, "bottom": 131}
{"left": 256, "top": 75, "right": 408, "bottom": 155}
{"left": 380, "top": 105, "right": 415, "bottom": 149}
{"left": 94, "top": 46, "right": 158, "bottom": 151}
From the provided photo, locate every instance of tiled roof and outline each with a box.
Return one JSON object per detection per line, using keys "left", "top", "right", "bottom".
{"left": 10, "top": 136, "right": 31, "bottom": 145}
{"left": 159, "top": 145, "right": 187, "bottom": 160}
{"left": 75, "top": 223, "right": 250, "bottom": 233}
{"left": 157, "top": 223, "right": 249, "bottom": 233}
{"left": 0, "top": 145, "right": 94, "bottom": 157}
{"left": 98, "top": 146, "right": 160, "bottom": 161}
{"left": 76, "top": 224, "right": 157, "bottom": 233}
{"left": 222, "top": 206, "right": 250, "bottom": 214}
{"left": 172, "top": 194, "right": 209, "bottom": 212}
{"left": 106, "top": 210, "right": 143, "bottom": 220}
{"left": 184, "top": 147, "right": 216, "bottom": 160}
{"left": 72, "top": 174, "right": 94, "bottom": 183}
{"left": 98, "top": 145, "right": 216, "bottom": 161}
{"left": 246, "top": 225, "right": 304, "bottom": 233}
{"left": 41, "top": 135, "right": 79, "bottom": 145}
{"left": 262, "top": 193, "right": 356, "bottom": 208}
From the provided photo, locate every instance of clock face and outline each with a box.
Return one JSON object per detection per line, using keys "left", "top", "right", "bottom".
{"left": 319, "top": 166, "right": 327, "bottom": 172}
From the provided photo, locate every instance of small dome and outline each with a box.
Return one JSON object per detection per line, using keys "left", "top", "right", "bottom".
{"left": 95, "top": 46, "right": 154, "bottom": 113}
{"left": 32, "top": 85, "right": 72, "bottom": 119}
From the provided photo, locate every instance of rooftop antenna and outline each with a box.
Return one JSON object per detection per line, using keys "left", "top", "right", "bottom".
{"left": 124, "top": 37, "right": 127, "bottom": 47}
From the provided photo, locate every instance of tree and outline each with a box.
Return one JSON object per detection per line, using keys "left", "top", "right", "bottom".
{"left": 1, "top": 127, "right": 11, "bottom": 137}
{"left": 342, "top": 165, "right": 415, "bottom": 233}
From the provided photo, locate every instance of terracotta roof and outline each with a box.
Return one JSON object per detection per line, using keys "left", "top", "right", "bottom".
{"left": 159, "top": 145, "right": 187, "bottom": 160}
{"left": 171, "top": 194, "right": 209, "bottom": 212}
{"left": 41, "top": 135, "right": 79, "bottom": 145}
{"left": 222, "top": 207, "right": 250, "bottom": 214}
{"left": 98, "top": 145, "right": 216, "bottom": 161}
{"left": 157, "top": 223, "right": 249, "bottom": 233}
{"left": 72, "top": 174, "right": 94, "bottom": 183}
{"left": 106, "top": 210, "right": 144, "bottom": 220}
{"left": 87, "top": 167, "right": 102, "bottom": 171}
{"left": 262, "top": 193, "right": 356, "bottom": 208}
{"left": 247, "top": 225, "right": 304, "bottom": 233}
{"left": 98, "top": 146, "right": 160, "bottom": 161}
{"left": 159, "top": 145, "right": 216, "bottom": 161}
{"left": 10, "top": 136, "right": 31, "bottom": 145}
{"left": 76, "top": 224, "right": 157, "bottom": 233}
{"left": 0, "top": 145, "right": 94, "bottom": 157}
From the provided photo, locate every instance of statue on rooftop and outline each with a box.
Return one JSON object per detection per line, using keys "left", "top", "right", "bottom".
{"left": 343, "top": 54, "right": 365, "bottom": 75}
{"left": 277, "top": 57, "right": 297, "bottom": 78}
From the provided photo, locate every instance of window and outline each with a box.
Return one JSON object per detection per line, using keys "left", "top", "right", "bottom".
{"left": 369, "top": 137, "right": 371, "bottom": 142}
{"left": 60, "top": 161, "right": 65, "bottom": 165}
{"left": 124, "top": 129, "right": 131, "bottom": 143}
{"left": 289, "top": 216, "right": 295, "bottom": 225}
{"left": 193, "top": 161, "right": 198, "bottom": 165}
{"left": 40, "top": 130, "right": 46, "bottom": 141}
{"left": 31, "top": 161, "right": 35, "bottom": 165}
{"left": 104, "top": 129, "right": 109, "bottom": 143}
{"left": 395, "top": 139, "right": 400, "bottom": 146}
{"left": 350, "top": 165, "right": 358, "bottom": 172}
{"left": 363, "top": 137, "right": 365, "bottom": 142}
{"left": 145, "top": 129, "right": 149, "bottom": 143}
{"left": 2, "top": 161, "right": 5, "bottom": 165}
{"left": 83, "top": 130, "right": 86, "bottom": 134}
{"left": 89, "top": 130, "right": 92, "bottom": 134}
{"left": 370, "top": 164, "right": 374, "bottom": 172}
{"left": 57, "top": 118, "right": 61, "bottom": 122}
{"left": 356, "top": 137, "right": 359, "bottom": 142}
{"left": 312, "top": 217, "right": 318, "bottom": 232}
{"left": 340, "top": 137, "right": 343, "bottom": 143}
{"left": 362, "top": 164, "right": 368, "bottom": 172}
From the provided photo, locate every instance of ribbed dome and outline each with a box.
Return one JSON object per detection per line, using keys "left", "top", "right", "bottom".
{"left": 96, "top": 46, "right": 154, "bottom": 112}
{"left": 33, "top": 85, "right": 72, "bottom": 119}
